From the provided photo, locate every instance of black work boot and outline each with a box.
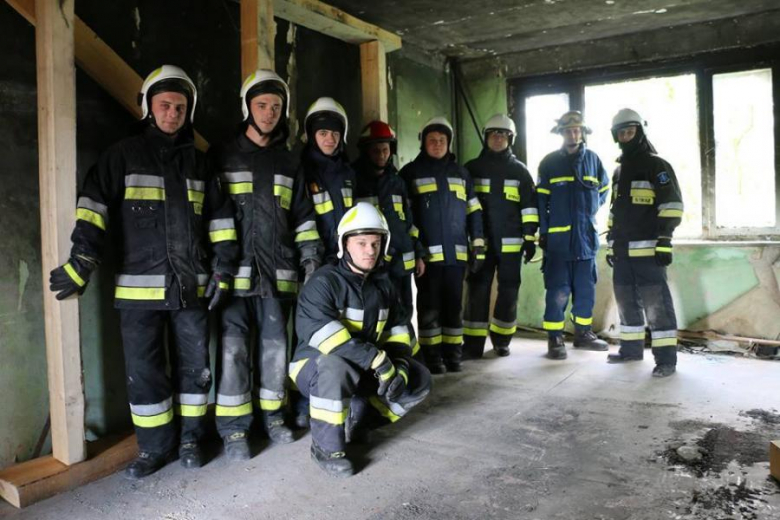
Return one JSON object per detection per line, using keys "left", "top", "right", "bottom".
{"left": 310, "top": 442, "right": 354, "bottom": 478}
{"left": 547, "top": 335, "right": 567, "bottom": 360}
{"left": 179, "top": 442, "right": 204, "bottom": 469}
{"left": 425, "top": 356, "right": 446, "bottom": 374}
{"left": 124, "top": 450, "right": 177, "bottom": 480}
{"left": 461, "top": 341, "right": 485, "bottom": 360}
{"left": 652, "top": 364, "right": 676, "bottom": 378}
{"left": 265, "top": 415, "right": 295, "bottom": 444}
{"left": 223, "top": 432, "right": 251, "bottom": 462}
{"left": 443, "top": 351, "right": 463, "bottom": 372}
{"left": 573, "top": 329, "right": 609, "bottom": 351}
{"left": 493, "top": 344, "right": 510, "bottom": 357}
{"left": 607, "top": 352, "right": 643, "bottom": 364}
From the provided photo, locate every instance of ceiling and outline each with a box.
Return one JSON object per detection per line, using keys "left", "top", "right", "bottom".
{"left": 325, "top": 0, "right": 780, "bottom": 62}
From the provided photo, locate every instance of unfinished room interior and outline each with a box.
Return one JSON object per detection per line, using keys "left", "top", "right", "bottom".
{"left": 1, "top": 0, "right": 780, "bottom": 518}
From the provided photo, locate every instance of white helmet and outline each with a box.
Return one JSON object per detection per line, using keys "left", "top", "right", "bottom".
{"left": 611, "top": 108, "right": 647, "bottom": 131}
{"left": 138, "top": 65, "right": 198, "bottom": 123}
{"left": 304, "top": 97, "right": 349, "bottom": 144}
{"left": 337, "top": 202, "right": 390, "bottom": 260}
{"left": 240, "top": 69, "right": 290, "bottom": 121}
{"left": 483, "top": 113, "right": 516, "bottom": 145}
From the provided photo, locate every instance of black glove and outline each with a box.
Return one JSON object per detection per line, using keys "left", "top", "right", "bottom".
{"left": 521, "top": 240, "right": 536, "bottom": 264}
{"left": 204, "top": 272, "right": 232, "bottom": 311}
{"left": 49, "top": 255, "right": 96, "bottom": 300}
{"left": 469, "top": 245, "right": 485, "bottom": 274}
{"left": 606, "top": 253, "right": 615, "bottom": 268}
{"left": 538, "top": 233, "right": 548, "bottom": 251}
{"left": 655, "top": 238, "right": 673, "bottom": 267}
{"left": 373, "top": 351, "right": 405, "bottom": 399}
{"left": 303, "top": 258, "right": 321, "bottom": 285}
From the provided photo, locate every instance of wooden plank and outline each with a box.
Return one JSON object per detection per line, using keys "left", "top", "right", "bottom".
{"left": 35, "top": 0, "right": 86, "bottom": 467}
{"left": 5, "top": 0, "right": 33, "bottom": 24}
{"left": 0, "top": 434, "right": 137, "bottom": 508}
{"left": 359, "top": 40, "right": 387, "bottom": 124}
{"left": 241, "top": 0, "right": 275, "bottom": 77}
{"left": 274, "top": 0, "right": 401, "bottom": 52}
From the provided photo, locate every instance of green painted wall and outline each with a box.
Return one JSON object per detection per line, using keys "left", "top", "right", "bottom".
{"left": 456, "top": 72, "right": 508, "bottom": 164}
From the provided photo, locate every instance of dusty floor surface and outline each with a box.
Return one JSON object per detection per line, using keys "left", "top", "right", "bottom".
{"left": 2, "top": 336, "right": 779, "bottom": 519}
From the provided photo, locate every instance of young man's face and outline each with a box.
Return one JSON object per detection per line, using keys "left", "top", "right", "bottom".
{"left": 487, "top": 131, "right": 510, "bottom": 152}
{"left": 151, "top": 91, "right": 188, "bottom": 135}
{"left": 425, "top": 131, "right": 448, "bottom": 159}
{"left": 315, "top": 129, "right": 341, "bottom": 156}
{"left": 368, "top": 142, "right": 391, "bottom": 170}
{"left": 617, "top": 125, "right": 638, "bottom": 143}
{"left": 249, "top": 93, "right": 283, "bottom": 134}
{"left": 562, "top": 127, "right": 582, "bottom": 149}
{"left": 345, "top": 233, "right": 382, "bottom": 271}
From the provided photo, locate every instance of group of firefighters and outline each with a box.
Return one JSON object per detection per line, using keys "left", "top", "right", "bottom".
{"left": 48, "top": 64, "right": 683, "bottom": 479}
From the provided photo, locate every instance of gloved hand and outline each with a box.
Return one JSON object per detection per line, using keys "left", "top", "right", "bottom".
{"left": 469, "top": 245, "right": 485, "bottom": 274}
{"left": 204, "top": 272, "right": 232, "bottom": 311}
{"left": 606, "top": 253, "right": 615, "bottom": 268}
{"left": 388, "top": 358, "right": 409, "bottom": 401}
{"left": 538, "top": 233, "right": 548, "bottom": 251}
{"left": 303, "top": 258, "right": 321, "bottom": 285}
{"left": 655, "top": 238, "right": 673, "bottom": 267}
{"left": 49, "top": 255, "right": 97, "bottom": 300}
{"left": 372, "top": 351, "right": 405, "bottom": 399}
{"left": 521, "top": 239, "right": 536, "bottom": 264}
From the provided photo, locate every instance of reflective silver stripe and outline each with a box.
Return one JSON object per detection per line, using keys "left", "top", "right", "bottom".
{"left": 257, "top": 387, "right": 285, "bottom": 400}
{"left": 455, "top": 244, "right": 468, "bottom": 254}
{"left": 343, "top": 307, "right": 364, "bottom": 321}
{"left": 209, "top": 218, "right": 235, "bottom": 231}
{"left": 197, "top": 274, "right": 209, "bottom": 286}
{"left": 658, "top": 202, "right": 684, "bottom": 211}
{"left": 276, "top": 269, "right": 297, "bottom": 281}
{"left": 502, "top": 237, "right": 523, "bottom": 246}
{"left": 217, "top": 392, "right": 252, "bottom": 406}
{"left": 311, "top": 396, "right": 349, "bottom": 412}
{"left": 313, "top": 192, "right": 332, "bottom": 204}
{"left": 467, "top": 197, "right": 480, "bottom": 209}
{"left": 341, "top": 188, "right": 353, "bottom": 198}
{"left": 309, "top": 321, "right": 347, "bottom": 348}
{"left": 651, "top": 330, "right": 677, "bottom": 339}
{"left": 428, "top": 245, "right": 444, "bottom": 254}
{"left": 464, "top": 320, "right": 488, "bottom": 328}
{"left": 295, "top": 220, "right": 317, "bottom": 233}
{"left": 402, "top": 251, "right": 415, "bottom": 261}
{"left": 116, "top": 274, "right": 166, "bottom": 287}
{"left": 186, "top": 179, "right": 205, "bottom": 192}
{"left": 223, "top": 171, "right": 253, "bottom": 183}
{"left": 443, "top": 327, "right": 463, "bottom": 336}
{"left": 381, "top": 398, "right": 408, "bottom": 416}
{"left": 130, "top": 397, "right": 172, "bottom": 416}
{"left": 419, "top": 327, "right": 442, "bottom": 337}
{"left": 621, "top": 325, "right": 646, "bottom": 333}
{"left": 631, "top": 181, "right": 654, "bottom": 189}
{"left": 447, "top": 177, "right": 465, "bottom": 186}
{"left": 356, "top": 196, "right": 379, "bottom": 205}
{"left": 387, "top": 325, "right": 409, "bottom": 336}
{"left": 392, "top": 195, "right": 403, "bottom": 203}
{"left": 474, "top": 178, "right": 490, "bottom": 187}
{"left": 236, "top": 266, "right": 252, "bottom": 278}
{"left": 413, "top": 177, "right": 436, "bottom": 186}
{"left": 378, "top": 308, "right": 389, "bottom": 321}
{"left": 491, "top": 317, "right": 516, "bottom": 329}
{"left": 522, "top": 208, "right": 539, "bottom": 216}
{"left": 629, "top": 240, "right": 657, "bottom": 249}
{"left": 125, "top": 174, "right": 164, "bottom": 187}
{"left": 504, "top": 179, "right": 520, "bottom": 187}
{"left": 175, "top": 393, "right": 208, "bottom": 405}
{"left": 274, "top": 175, "right": 294, "bottom": 189}
{"left": 77, "top": 196, "right": 108, "bottom": 216}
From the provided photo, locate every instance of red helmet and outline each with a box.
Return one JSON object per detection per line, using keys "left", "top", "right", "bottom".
{"left": 358, "top": 120, "right": 397, "bottom": 153}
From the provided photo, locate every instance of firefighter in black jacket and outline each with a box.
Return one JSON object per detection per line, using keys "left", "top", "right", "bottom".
{"left": 353, "top": 121, "right": 423, "bottom": 357}
{"left": 209, "top": 70, "right": 322, "bottom": 460}
{"left": 49, "top": 65, "right": 239, "bottom": 479}
{"left": 401, "top": 117, "right": 485, "bottom": 374}
{"left": 301, "top": 97, "right": 356, "bottom": 263}
{"left": 290, "top": 203, "right": 432, "bottom": 477}
{"left": 463, "top": 114, "right": 538, "bottom": 358}
{"left": 606, "top": 108, "right": 683, "bottom": 378}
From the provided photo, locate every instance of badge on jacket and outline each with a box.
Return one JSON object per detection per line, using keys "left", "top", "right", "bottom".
{"left": 657, "top": 171, "right": 671, "bottom": 185}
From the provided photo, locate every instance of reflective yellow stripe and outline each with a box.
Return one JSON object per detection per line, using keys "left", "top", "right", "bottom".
{"left": 415, "top": 184, "right": 436, "bottom": 194}
{"left": 419, "top": 335, "right": 442, "bottom": 345}
{"left": 385, "top": 333, "right": 411, "bottom": 345}
{"left": 475, "top": 185, "right": 490, "bottom": 193}
{"left": 216, "top": 403, "right": 253, "bottom": 417}
{"left": 537, "top": 188, "right": 551, "bottom": 195}
{"left": 64, "top": 262, "right": 86, "bottom": 287}
{"left": 456, "top": 251, "right": 468, "bottom": 261}
{"left": 428, "top": 253, "right": 444, "bottom": 262}
{"left": 125, "top": 187, "right": 165, "bottom": 200}
{"left": 582, "top": 176, "right": 598, "bottom": 184}
{"left": 197, "top": 286, "right": 206, "bottom": 298}
{"left": 464, "top": 327, "right": 488, "bottom": 337}
{"left": 489, "top": 323, "right": 516, "bottom": 335}
{"left": 656, "top": 247, "right": 673, "bottom": 253}
{"left": 630, "top": 189, "right": 655, "bottom": 198}
{"left": 504, "top": 186, "right": 520, "bottom": 201}
{"left": 319, "top": 328, "right": 352, "bottom": 354}
{"left": 187, "top": 190, "right": 205, "bottom": 204}
{"left": 543, "top": 321, "right": 564, "bottom": 331}
{"left": 175, "top": 404, "right": 208, "bottom": 417}
{"left": 314, "top": 200, "right": 334, "bottom": 214}
{"left": 310, "top": 407, "right": 348, "bottom": 425}
{"left": 403, "top": 258, "right": 415, "bottom": 270}
{"left": 343, "top": 319, "right": 363, "bottom": 332}
{"left": 659, "top": 209, "right": 684, "bottom": 218}
{"left": 572, "top": 315, "right": 593, "bottom": 326}
{"left": 442, "top": 334, "right": 462, "bottom": 344}
{"left": 378, "top": 365, "right": 396, "bottom": 382}
{"left": 368, "top": 396, "right": 401, "bottom": 423}
{"left": 234, "top": 278, "right": 251, "bottom": 290}
{"left": 628, "top": 249, "right": 655, "bottom": 257}
{"left": 501, "top": 244, "right": 522, "bottom": 253}
{"left": 257, "top": 398, "right": 285, "bottom": 411}
{"left": 276, "top": 280, "right": 298, "bottom": 293}
{"left": 295, "top": 230, "right": 320, "bottom": 242}
{"left": 522, "top": 214, "right": 540, "bottom": 223}
{"left": 652, "top": 337, "right": 678, "bottom": 347}
{"left": 228, "top": 182, "right": 253, "bottom": 195}
{"left": 524, "top": 235, "right": 536, "bottom": 241}
{"left": 115, "top": 287, "right": 165, "bottom": 300}
{"left": 131, "top": 409, "right": 173, "bottom": 428}
{"left": 550, "top": 176, "right": 574, "bottom": 184}
{"left": 289, "top": 359, "right": 309, "bottom": 384}
{"left": 621, "top": 332, "right": 645, "bottom": 341}
{"left": 411, "top": 340, "right": 421, "bottom": 357}
{"left": 599, "top": 184, "right": 610, "bottom": 193}
{"left": 75, "top": 208, "right": 106, "bottom": 230}
{"left": 210, "top": 229, "right": 237, "bottom": 243}
{"left": 548, "top": 225, "right": 571, "bottom": 233}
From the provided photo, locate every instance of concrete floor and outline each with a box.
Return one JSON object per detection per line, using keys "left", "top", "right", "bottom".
{"left": 2, "top": 336, "right": 779, "bottom": 520}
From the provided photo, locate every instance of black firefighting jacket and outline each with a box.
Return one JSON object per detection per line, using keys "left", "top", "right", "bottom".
{"left": 291, "top": 258, "right": 414, "bottom": 370}
{"left": 209, "top": 133, "right": 322, "bottom": 298}
{"left": 400, "top": 152, "right": 484, "bottom": 266}
{"left": 352, "top": 157, "right": 423, "bottom": 278}
{"left": 70, "top": 126, "right": 238, "bottom": 310}
{"left": 301, "top": 146, "right": 356, "bottom": 263}
{"left": 465, "top": 147, "right": 539, "bottom": 254}
{"left": 608, "top": 139, "right": 684, "bottom": 258}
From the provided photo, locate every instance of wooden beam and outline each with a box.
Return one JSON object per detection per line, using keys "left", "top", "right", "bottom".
{"left": 359, "top": 40, "right": 387, "bottom": 124}
{"left": 0, "top": 434, "right": 137, "bottom": 508}
{"left": 5, "top": 0, "right": 33, "bottom": 24}
{"left": 34, "top": 0, "right": 86, "bottom": 466}
{"left": 274, "top": 0, "right": 401, "bottom": 52}
{"left": 241, "top": 0, "right": 275, "bottom": 77}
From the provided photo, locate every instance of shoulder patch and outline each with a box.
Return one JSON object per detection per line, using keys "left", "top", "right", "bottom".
{"left": 656, "top": 171, "right": 671, "bottom": 185}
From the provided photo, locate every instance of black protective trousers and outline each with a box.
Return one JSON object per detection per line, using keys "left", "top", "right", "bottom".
{"left": 119, "top": 308, "right": 211, "bottom": 455}
{"left": 293, "top": 355, "right": 431, "bottom": 453}
{"left": 463, "top": 250, "right": 521, "bottom": 356}
{"left": 415, "top": 264, "right": 467, "bottom": 366}
{"left": 216, "top": 296, "right": 291, "bottom": 437}
{"left": 613, "top": 257, "right": 678, "bottom": 366}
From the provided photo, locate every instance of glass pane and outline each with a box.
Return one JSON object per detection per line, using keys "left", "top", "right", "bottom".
{"left": 713, "top": 69, "right": 775, "bottom": 229}
{"left": 584, "top": 74, "right": 702, "bottom": 238}
{"left": 524, "top": 93, "right": 570, "bottom": 181}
